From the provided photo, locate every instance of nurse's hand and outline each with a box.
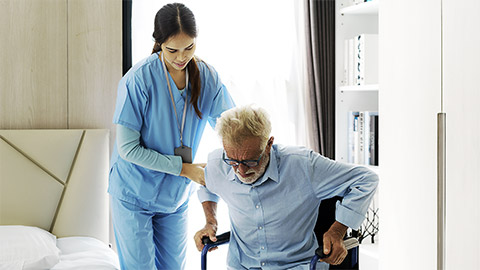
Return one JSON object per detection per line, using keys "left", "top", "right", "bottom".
{"left": 180, "top": 163, "right": 206, "bottom": 185}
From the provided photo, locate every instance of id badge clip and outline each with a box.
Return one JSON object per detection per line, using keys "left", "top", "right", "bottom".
{"left": 175, "top": 145, "right": 192, "bottom": 163}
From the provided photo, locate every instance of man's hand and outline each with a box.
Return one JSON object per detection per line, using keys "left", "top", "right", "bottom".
{"left": 320, "top": 221, "right": 349, "bottom": 265}
{"left": 180, "top": 163, "right": 206, "bottom": 185}
{"left": 194, "top": 223, "right": 218, "bottom": 252}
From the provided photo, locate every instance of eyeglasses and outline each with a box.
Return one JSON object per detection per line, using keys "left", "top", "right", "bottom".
{"left": 222, "top": 151, "right": 263, "bottom": 168}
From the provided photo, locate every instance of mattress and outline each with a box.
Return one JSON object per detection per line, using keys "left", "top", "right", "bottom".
{"left": 52, "top": 237, "right": 120, "bottom": 270}
{"left": 0, "top": 226, "right": 119, "bottom": 270}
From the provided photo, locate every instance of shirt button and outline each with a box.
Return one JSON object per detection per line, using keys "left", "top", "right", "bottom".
{"left": 261, "top": 262, "right": 265, "bottom": 266}
{"left": 261, "top": 246, "right": 265, "bottom": 250}
{"left": 258, "top": 226, "right": 263, "bottom": 230}
{"left": 256, "top": 205, "right": 260, "bottom": 209}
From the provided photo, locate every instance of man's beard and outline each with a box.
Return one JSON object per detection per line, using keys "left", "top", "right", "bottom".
{"left": 234, "top": 155, "right": 269, "bottom": 184}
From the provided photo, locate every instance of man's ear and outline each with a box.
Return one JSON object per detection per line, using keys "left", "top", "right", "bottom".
{"left": 266, "top": 136, "right": 274, "bottom": 152}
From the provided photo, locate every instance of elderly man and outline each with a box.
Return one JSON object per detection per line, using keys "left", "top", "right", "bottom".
{"left": 194, "top": 105, "right": 378, "bottom": 270}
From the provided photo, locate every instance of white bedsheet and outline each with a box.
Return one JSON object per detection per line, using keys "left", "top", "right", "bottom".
{"left": 51, "top": 237, "right": 119, "bottom": 270}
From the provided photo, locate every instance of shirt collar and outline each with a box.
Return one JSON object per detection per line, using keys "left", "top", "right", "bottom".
{"left": 226, "top": 145, "right": 279, "bottom": 186}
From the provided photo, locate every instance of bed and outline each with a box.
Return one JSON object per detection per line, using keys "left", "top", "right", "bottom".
{"left": 0, "top": 129, "right": 120, "bottom": 270}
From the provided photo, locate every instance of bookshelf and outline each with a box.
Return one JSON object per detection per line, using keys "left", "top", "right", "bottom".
{"left": 335, "top": 0, "right": 379, "bottom": 166}
{"left": 335, "top": 2, "right": 379, "bottom": 269}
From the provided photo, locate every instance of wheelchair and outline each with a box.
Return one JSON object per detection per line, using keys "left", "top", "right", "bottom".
{"left": 200, "top": 196, "right": 360, "bottom": 270}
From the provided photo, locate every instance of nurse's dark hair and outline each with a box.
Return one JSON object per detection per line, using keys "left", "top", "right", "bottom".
{"left": 152, "top": 3, "right": 202, "bottom": 118}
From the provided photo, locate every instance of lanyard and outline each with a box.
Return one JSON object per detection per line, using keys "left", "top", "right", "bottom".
{"left": 161, "top": 52, "right": 189, "bottom": 146}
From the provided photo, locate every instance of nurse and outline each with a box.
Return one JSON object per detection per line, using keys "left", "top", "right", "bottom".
{"left": 108, "top": 3, "right": 234, "bottom": 270}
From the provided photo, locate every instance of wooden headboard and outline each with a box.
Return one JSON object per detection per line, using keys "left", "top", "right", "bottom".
{"left": 0, "top": 129, "right": 110, "bottom": 244}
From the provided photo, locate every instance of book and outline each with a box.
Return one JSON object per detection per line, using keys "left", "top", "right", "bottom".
{"left": 363, "top": 111, "right": 371, "bottom": 164}
{"left": 358, "top": 111, "right": 365, "bottom": 164}
{"left": 364, "top": 111, "right": 379, "bottom": 165}
{"left": 354, "top": 35, "right": 361, "bottom": 85}
{"left": 355, "top": 34, "right": 378, "bottom": 85}
{"left": 348, "top": 111, "right": 379, "bottom": 165}
{"left": 347, "top": 111, "right": 360, "bottom": 163}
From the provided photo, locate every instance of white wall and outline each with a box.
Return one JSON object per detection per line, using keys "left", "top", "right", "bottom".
{"left": 131, "top": 2, "right": 311, "bottom": 268}
{"left": 379, "top": 0, "right": 480, "bottom": 269}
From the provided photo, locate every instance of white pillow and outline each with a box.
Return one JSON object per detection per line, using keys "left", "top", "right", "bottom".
{"left": 0, "top": 225, "right": 60, "bottom": 270}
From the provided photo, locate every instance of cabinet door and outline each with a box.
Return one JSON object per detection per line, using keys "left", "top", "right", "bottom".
{"left": 444, "top": 0, "right": 480, "bottom": 268}
{"left": 379, "top": 0, "right": 441, "bottom": 269}
{"left": 0, "top": 0, "right": 67, "bottom": 128}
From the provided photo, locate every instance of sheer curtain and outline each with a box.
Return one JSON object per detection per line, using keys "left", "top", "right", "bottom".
{"left": 131, "top": 1, "right": 309, "bottom": 268}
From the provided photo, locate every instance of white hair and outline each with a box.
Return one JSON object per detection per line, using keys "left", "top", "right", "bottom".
{"left": 215, "top": 104, "right": 272, "bottom": 149}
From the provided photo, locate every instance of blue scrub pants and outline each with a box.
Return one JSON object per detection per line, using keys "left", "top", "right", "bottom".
{"left": 111, "top": 197, "right": 189, "bottom": 270}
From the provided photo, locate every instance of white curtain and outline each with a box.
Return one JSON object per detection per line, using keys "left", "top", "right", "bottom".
{"left": 132, "top": 1, "right": 308, "bottom": 268}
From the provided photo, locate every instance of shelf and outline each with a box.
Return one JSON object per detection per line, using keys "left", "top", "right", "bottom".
{"left": 341, "top": 1, "right": 379, "bottom": 15}
{"left": 340, "top": 84, "right": 379, "bottom": 92}
{"left": 336, "top": 0, "right": 379, "bottom": 174}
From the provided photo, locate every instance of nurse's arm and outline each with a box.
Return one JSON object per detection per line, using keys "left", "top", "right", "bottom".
{"left": 116, "top": 124, "right": 184, "bottom": 175}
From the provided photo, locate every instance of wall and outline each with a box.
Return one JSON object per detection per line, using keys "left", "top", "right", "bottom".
{"left": 379, "top": 0, "right": 480, "bottom": 269}
{"left": 68, "top": 0, "right": 121, "bottom": 132}
{"left": 0, "top": 0, "right": 68, "bottom": 128}
{"left": 0, "top": 0, "right": 121, "bottom": 142}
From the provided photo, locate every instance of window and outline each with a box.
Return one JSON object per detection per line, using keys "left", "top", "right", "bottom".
{"left": 132, "top": 1, "right": 307, "bottom": 268}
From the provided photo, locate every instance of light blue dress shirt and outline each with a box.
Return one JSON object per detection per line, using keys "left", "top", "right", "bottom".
{"left": 198, "top": 145, "right": 378, "bottom": 269}
{"left": 109, "top": 52, "right": 234, "bottom": 213}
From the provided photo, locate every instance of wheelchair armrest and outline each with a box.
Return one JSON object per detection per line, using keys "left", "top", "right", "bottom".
{"left": 315, "top": 237, "right": 359, "bottom": 259}
{"left": 202, "top": 231, "right": 231, "bottom": 246}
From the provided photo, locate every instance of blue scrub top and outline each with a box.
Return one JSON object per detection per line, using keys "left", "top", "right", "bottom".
{"left": 109, "top": 53, "right": 235, "bottom": 213}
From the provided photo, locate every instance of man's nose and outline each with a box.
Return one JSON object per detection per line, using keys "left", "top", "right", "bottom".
{"left": 237, "top": 163, "right": 249, "bottom": 174}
